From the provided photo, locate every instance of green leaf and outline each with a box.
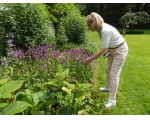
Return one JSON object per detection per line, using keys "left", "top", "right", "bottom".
{"left": 46, "top": 81, "right": 59, "bottom": 87}
{"left": 32, "top": 91, "right": 47, "bottom": 106}
{"left": 62, "top": 87, "right": 71, "bottom": 94}
{"left": 1, "top": 93, "right": 12, "bottom": 98}
{"left": 16, "top": 92, "right": 25, "bottom": 101}
{"left": 2, "top": 101, "right": 31, "bottom": 115}
{"left": 25, "top": 89, "right": 33, "bottom": 95}
{"left": 22, "top": 96, "right": 34, "bottom": 105}
{"left": 75, "top": 92, "right": 90, "bottom": 102}
{"left": 56, "top": 107, "right": 73, "bottom": 115}
{"left": 0, "top": 78, "right": 9, "bottom": 86}
{"left": 0, "top": 103, "right": 8, "bottom": 108}
{"left": 30, "top": 101, "right": 47, "bottom": 115}
{"left": 0, "top": 80, "right": 24, "bottom": 98}
{"left": 63, "top": 81, "right": 75, "bottom": 89}
{"left": 10, "top": 67, "right": 14, "bottom": 78}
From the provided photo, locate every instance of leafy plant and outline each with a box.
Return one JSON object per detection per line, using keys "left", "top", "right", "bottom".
{"left": 0, "top": 3, "right": 54, "bottom": 51}
{"left": 0, "top": 79, "right": 24, "bottom": 99}
{"left": 119, "top": 11, "right": 150, "bottom": 28}
{"left": 0, "top": 42, "right": 101, "bottom": 115}
{"left": 48, "top": 3, "right": 81, "bottom": 36}
{"left": 0, "top": 76, "right": 27, "bottom": 114}
{"left": 1, "top": 101, "right": 31, "bottom": 115}
{"left": 61, "top": 13, "right": 88, "bottom": 44}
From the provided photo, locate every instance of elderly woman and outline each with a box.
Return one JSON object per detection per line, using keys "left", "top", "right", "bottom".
{"left": 84, "top": 12, "right": 128, "bottom": 108}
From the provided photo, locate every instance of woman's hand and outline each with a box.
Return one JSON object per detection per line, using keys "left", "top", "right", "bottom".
{"left": 84, "top": 57, "right": 92, "bottom": 64}
{"left": 83, "top": 48, "right": 107, "bottom": 64}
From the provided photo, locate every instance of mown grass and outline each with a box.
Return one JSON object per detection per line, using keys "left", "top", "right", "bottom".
{"left": 87, "top": 30, "right": 150, "bottom": 114}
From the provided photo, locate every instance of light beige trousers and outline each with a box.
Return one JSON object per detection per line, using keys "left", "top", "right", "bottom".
{"left": 106, "top": 42, "right": 128, "bottom": 101}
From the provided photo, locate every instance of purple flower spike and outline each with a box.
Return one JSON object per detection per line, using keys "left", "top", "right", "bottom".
{"left": 60, "top": 58, "right": 66, "bottom": 64}
{"left": 53, "top": 50, "right": 60, "bottom": 59}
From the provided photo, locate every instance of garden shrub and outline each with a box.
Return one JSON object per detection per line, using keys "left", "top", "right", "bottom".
{"left": 55, "top": 24, "right": 68, "bottom": 47}
{"left": 61, "top": 13, "right": 88, "bottom": 44}
{"left": 0, "top": 3, "right": 55, "bottom": 51}
{"left": 48, "top": 3, "right": 81, "bottom": 36}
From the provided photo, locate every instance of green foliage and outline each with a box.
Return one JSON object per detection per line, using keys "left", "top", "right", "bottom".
{"left": 136, "top": 11, "right": 150, "bottom": 24}
{"left": 0, "top": 78, "right": 9, "bottom": 85}
{"left": 0, "top": 75, "right": 26, "bottom": 114}
{"left": 1, "top": 101, "right": 31, "bottom": 115}
{"left": 47, "top": 65, "right": 70, "bottom": 90}
{"left": 0, "top": 3, "right": 54, "bottom": 50}
{"left": 48, "top": 3, "right": 81, "bottom": 38}
{"left": 56, "top": 81, "right": 92, "bottom": 115}
{"left": 119, "top": 12, "right": 137, "bottom": 25}
{"left": 77, "top": 3, "right": 150, "bottom": 27}
{"left": 0, "top": 42, "right": 104, "bottom": 115}
{"left": 0, "top": 103, "right": 8, "bottom": 108}
{"left": 49, "top": 3, "right": 87, "bottom": 46}
{"left": 48, "top": 3, "right": 80, "bottom": 24}
{"left": 55, "top": 24, "right": 68, "bottom": 46}
{"left": 119, "top": 11, "right": 150, "bottom": 26}
{"left": 61, "top": 14, "right": 88, "bottom": 44}
{"left": 0, "top": 80, "right": 24, "bottom": 98}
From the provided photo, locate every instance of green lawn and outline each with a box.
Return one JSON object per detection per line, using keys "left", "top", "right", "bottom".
{"left": 88, "top": 31, "right": 150, "bottom": 114}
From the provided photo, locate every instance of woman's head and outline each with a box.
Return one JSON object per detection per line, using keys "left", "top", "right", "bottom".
{"left": 86, "top": 12, "right": 104, "bottom": 31}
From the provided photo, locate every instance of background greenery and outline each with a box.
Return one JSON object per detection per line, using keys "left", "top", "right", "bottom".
{"left": 76, "top": 3, "right": 150, "bottom": 28}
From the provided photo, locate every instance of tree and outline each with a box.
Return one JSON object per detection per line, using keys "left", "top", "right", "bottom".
{"left": 77, "top": 3, "right": 150, "bottom": 27}
{"left": 76, "top": 3, "right": 128, "bottom": 26}
{"left": 119, "top": 11, "right": 149, "bottom": 29}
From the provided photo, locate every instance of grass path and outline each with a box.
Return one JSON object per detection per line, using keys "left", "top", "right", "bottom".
{"left": 88, "top": 32, "right": 150, "bottom": 114}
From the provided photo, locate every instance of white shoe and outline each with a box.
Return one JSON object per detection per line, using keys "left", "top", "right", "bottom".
{"left": 105, "top": 100, "right": 116, "bottom": 108}
{"left": 100, "top": 87, "right": 109, "bottom": 92}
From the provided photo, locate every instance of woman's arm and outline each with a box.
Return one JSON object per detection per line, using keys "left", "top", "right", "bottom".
{"left": 84, "top": 48, "right": 107, "bottom": 64}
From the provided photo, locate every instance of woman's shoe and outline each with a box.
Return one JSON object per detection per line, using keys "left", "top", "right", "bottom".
{"left": 105, "top": 100, "right": 116, "bottom": 108}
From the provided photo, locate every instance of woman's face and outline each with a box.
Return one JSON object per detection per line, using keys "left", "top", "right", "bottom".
{"left": 86, "top": 19, "right": 96, "bottom": 31}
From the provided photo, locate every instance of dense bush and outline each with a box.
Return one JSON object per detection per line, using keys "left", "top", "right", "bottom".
{"left": 119, "top": 11, "right": 149, "bottom": 28}
{"left": 48, "top": 3, "right": 81, "bottom": 36}
{"left": 49, "top": 4, "right": 88, "bottom": 48}
{"left": 61, "top": 13, "right": 88, "bottom": 44}
{"left": 55, "top": 24, "right": 68, "bottom": 47}
{"left": 0, "top": 3, "right": 55, "bottom": 51}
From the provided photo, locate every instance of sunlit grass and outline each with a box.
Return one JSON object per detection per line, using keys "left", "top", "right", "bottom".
{"left": 87, "top": 30, "right": 150, "bottom": 114}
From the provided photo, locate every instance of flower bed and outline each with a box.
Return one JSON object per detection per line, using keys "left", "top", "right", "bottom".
{"left": 0, "top": 44, "right": 104, "bottom": 115}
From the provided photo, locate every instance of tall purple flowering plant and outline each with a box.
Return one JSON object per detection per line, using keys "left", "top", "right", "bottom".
{"left": 8, "top": 44, "right": 93, "bottom": 86}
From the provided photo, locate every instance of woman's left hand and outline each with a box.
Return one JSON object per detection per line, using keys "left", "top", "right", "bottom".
{"left": 83, "top": 57, "right": 92, "bottom": 64}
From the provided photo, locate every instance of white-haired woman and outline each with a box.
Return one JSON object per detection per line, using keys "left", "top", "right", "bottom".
{"left": 84, "top": 12, "right": 128, "bottom": 108}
